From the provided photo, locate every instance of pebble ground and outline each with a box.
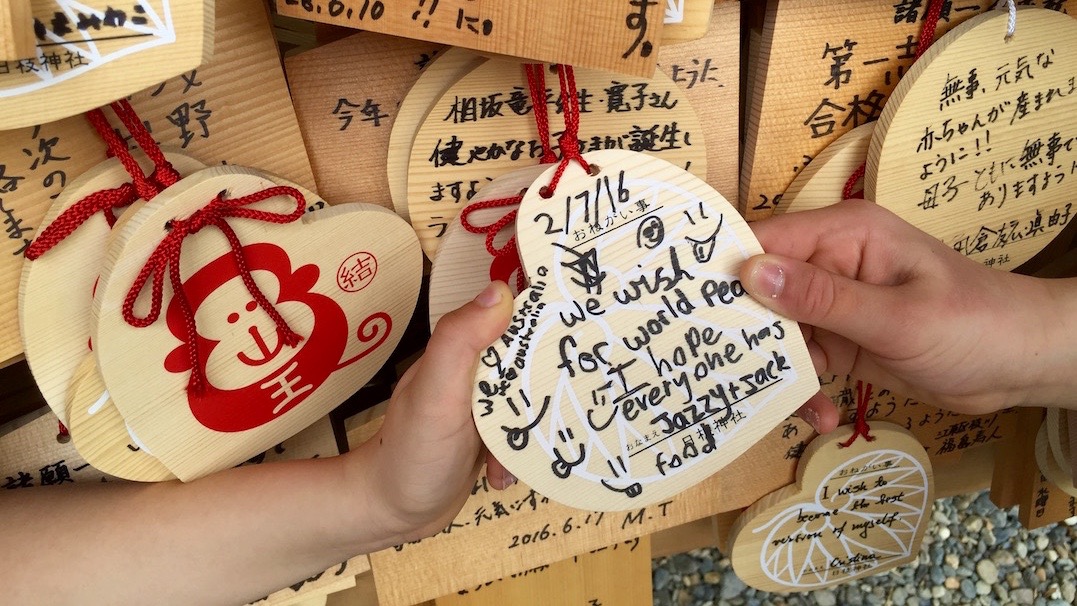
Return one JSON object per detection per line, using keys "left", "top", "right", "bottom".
{"left": 653, "top": 491, "right": 1077, "bottom": 606}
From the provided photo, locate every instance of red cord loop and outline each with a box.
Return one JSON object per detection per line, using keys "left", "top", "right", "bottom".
{"left": 455, "top": 63, "right": 562, "bottom": 292}
{"left": 26, "top": 102, "right": 180, "bottom": 260}
{"left": 840, "top": 381, "right": 876, "bottom": 447}
{"left": 459, "top": 195, "right": 527, "bottom": 292}
{"left": 916, "top": 0, "right": 945, "bottom": 61}
{"left": 121, "top": 186, "right": 306, "bottom": 392}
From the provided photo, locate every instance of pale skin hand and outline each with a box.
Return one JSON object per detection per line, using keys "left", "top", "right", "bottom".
{"left": 739, "top": 200, "right": 1077, "bottom": 430}
{"left": 0, "top": 282, "right": 514, "bottom": 606}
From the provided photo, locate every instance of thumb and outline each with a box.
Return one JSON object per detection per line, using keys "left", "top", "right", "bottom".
{"left": 739, "top": 254, "right": 902, "bottom": 348}
{"left": 406, "top": 281, "right": 514, "bottom": 411}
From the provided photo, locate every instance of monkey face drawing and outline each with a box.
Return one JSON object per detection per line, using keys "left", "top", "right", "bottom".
{"left": 164, "top": 243, "right": 347, "bottom": 432}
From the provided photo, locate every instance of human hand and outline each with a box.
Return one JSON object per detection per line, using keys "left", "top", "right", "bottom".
{"left": 346, "top": 282, "right": 515, "bottom": 547}
{"left": 739, "top": 200, "right": 1074, "bottom": 430}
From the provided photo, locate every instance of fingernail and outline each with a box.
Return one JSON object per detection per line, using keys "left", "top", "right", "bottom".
{"left": 801, "top": 407, "right": 820, "bottom": 429}
{"left": 502, "top": 469, "right": 517, "bottom": 488}
{"left": 474, "top": 282, "right": 503, "bottom": 308}
{"left": 749, "top": 260, "right": 785, "bottom": 299}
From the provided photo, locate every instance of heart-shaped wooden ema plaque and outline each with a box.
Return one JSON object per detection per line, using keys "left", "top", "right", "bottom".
{"left": 472, "top": 149, "right": 817, "bottom": 511}
{"left": 428, "top": 163, "right": 549, "bottom": 330}
{"left": 1035, "top": 417, "right": 1077, "bottom": 497}
{"left": 20, "top": 151, "right": 204, "bottom": 425}
{"left": 0, "top": 0, "right": 213, "bottom": 130}
{"left": 66, "top": 352, "right": 176, "bottom": 482}
{"left": 728, "top": 423, "right": 934, "bottom": 592}
{"left": 867, "top": 7, "right": 1077, "bottom": 271}
{"left": 93, "top": 165, "right": 422, "bottom": 481}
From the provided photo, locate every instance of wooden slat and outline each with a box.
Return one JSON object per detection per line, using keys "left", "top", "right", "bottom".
{"left": 0, "top": 0, "right": 34, "bottom": 61}
{"left": 275, "top": 0, "right": 665, "bottom": 77}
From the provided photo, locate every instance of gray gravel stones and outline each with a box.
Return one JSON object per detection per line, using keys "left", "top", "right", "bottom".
{"left": 652, "top": 490, "right": 1077, "bottom": 605}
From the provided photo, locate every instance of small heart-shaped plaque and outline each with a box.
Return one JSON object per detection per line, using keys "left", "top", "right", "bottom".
{"left": 728, "top": 423, "right": 934, "bottom": 591}
{"left": 93, "top": 165, "right": 422, "bottom": 480}
{"left": 472, "top": 150, "right": 816, "bottom": 511}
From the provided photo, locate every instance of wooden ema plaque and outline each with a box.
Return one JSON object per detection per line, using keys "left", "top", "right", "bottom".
{"left": 867, "top": 7, "right": 1077, "bottom": 270}
{"left": 408, "top": 60, "right": 707, "bottom": 259}
{"left": 0, "top": 407, "right": 116, "bottom": 487}
{"left": 728, "top": 424, "right": 934, "bottom": 592}
{"left": 472, "top": 149, "right": 817, "bottom": 511}
{"left": 427, "top": 164, "right": 547, "bottom": 329}
{"left": 1036, "top": 412, "right": 1077, "bottom": 498}
{"left": 19, "top": 153, "right": 204, "bottom": 425}
{"left": 0, "top": 0, "right": 315, "bottom": 368}
{"left": 92, "top": 166, "right": 421, "bottom": 480}
{"left": 661, "top": 0, "right": 714, "bottom": 45}
{"left": 0, "top": 0, "right": 212, "bottom": 130}
{"left": 387, "top": 47, "right": 483, "bottom": 221}
{"left": 436, "top": 536, "right": 652, "bottom": 606}
{"left": 285, "top": 31, "right": 444, "bottom": 211}
{"left": 817, "top": 373, "right": 1015, "bottom": 461}
{"left": 738, "top": 0, "right": 1067, "bottom": 221}
{"left": 656, "top": 0, "right": 740, "bottom": 205}
{"left": 274, "top": 0, "right": 665, "bottom": 78}
{"left": 777, "top": 123, "right": 873, "bottom": 214}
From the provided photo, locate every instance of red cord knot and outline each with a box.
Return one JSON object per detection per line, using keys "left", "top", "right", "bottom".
{"left": 541, "top": 65, "right": 591, "bottom": 198}
{"left": 459, "top": 195, "right": 527, "bottom": 292}
{"left": 24, "top": 182, "right": 139, "bottom": 260}
{"left": 840, "top": 381, "right": 876, "bottom": 448}
{"left": 121, "top": 186, "right": 307, "bottom": 393}
{"left": 111, "top": 99, "right": 182, "bottom": 189}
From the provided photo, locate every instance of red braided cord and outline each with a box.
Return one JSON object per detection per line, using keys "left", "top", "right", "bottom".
{"left": 25, "top": 103, "right": 171, "bottom": 259}
{"left": 916, "top": 0, "right": 945, "bottom": 60}
{"left": 24, "top": 184, "right": 138, "bottom": 259}
{"left": 841, "top": 0, "right": 944, "bottom": 202}
{"left": 842, "top": 163, "right": 866, "bottom": 200}
{"left": 122, "top": 186, "right": 306, "bottom": 392}
{"left": 524, "top": 64, "right": 558, "bottom": 164}
{"left": 458, "top": 195, "right": 527, "bottom": 292}
{"left": 111, "top": 99, "right": 181, "bottom": 189}
{"left": 86, "top": 108, "right": 161, "bottom": 202}
{"left": 459, "top": 196, "right": 522, "bottom": 256}
{"left": 541, "top": 65, "right": 591, "bottom": 198}
{"left": 840, "top": 381, "right": 876, "bottom": 447}
{"left": 456, "top": 63, "right": 563, "bottom": 293}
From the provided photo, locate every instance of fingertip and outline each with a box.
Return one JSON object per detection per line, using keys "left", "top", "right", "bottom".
{"left": 797, "top": 391, "right": 841, "bottom": 434}
{"left": 740, "top": 254, "right": 787, "bottom": 301}
{"left": 473, "top": 280, "right": 509, "bottom": 308}
{"left": 484, "top": 451, "right": 516, "bottom": 490}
